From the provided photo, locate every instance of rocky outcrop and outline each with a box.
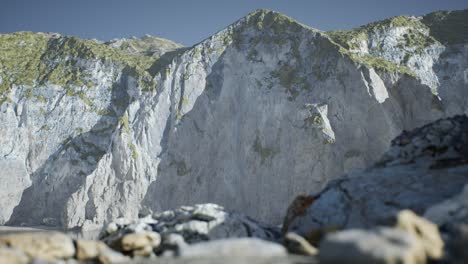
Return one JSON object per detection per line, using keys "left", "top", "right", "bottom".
{"left": 1, "top": 9, "right": 467, "bottom": 229}
{"left": 286, "top": 115, "right": 468, "bottom": 237}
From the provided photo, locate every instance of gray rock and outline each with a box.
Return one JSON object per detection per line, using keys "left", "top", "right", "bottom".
{"left": 443, "top": 224, "right": 468, "bottom": 264}
{"left": 287, "top": 116, "right": 468, "bottom": 235}
{"left": 319, "top": 227, "right": 425, "bottom": 264}
{"left": 424, "top": 183, "right": 468, "bottom": 226}
{"left": 179, "top": 238, "right": 287, "bottom": 258}
{"left": 423, "top": 184, "right": 468, "bottom": 263}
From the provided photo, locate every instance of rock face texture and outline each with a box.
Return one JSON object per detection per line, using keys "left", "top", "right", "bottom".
{"left": 286, "top": 115, "right": 468, "bottom": 235}
{"left": 1, "top": 9, "right": 468, "bottom": 229}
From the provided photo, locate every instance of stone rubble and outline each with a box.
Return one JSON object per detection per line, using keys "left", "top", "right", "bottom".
{"left": 100, "top": 203, "right": 281, "bottom": 257}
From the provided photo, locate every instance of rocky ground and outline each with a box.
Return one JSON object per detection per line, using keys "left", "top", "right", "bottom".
{"left": 2, "top": 115, "right": 468, "bottom": 263}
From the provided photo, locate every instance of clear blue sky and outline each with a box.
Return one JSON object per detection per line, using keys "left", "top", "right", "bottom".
{"left": 1, "top": 0, "right": 467, "bottom": 46}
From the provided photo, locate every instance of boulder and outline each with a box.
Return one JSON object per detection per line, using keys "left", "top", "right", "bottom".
{"left": 179, "top": 238, "right": 287, "bottom": 258}
{"left": 286, "top": 116, "right": 468, "bottom": 236}
{"left": 120, "top": 231, "right": 161, "bottom": 256}
{"left": 0, "top": 232, "right": 75, "bottom": 261}
{"left": 319, "top": 227, "right": 426, "bottom": 264}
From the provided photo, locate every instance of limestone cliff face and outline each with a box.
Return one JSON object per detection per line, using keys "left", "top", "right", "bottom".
{"left": 0, "top": 9, "right": 467, "bottom": 228}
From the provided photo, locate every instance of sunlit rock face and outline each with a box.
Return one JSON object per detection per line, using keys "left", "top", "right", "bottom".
{"left": 0, "top": 9, "right": 467, "bottom": 228}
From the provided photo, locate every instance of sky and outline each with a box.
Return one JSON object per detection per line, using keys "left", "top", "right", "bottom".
{"left": 1, "top": 0, "right": 467, "bottom": 46}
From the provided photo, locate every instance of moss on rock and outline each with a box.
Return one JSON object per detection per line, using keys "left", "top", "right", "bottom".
{"left": 0, "top": 32, "right": 159, "bottom": 99}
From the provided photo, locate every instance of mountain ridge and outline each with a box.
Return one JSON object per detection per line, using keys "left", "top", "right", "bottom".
{"left": 0, "top": 8, "right": 467, "bottom": 229}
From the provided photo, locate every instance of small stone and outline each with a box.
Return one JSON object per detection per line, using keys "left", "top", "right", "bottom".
{"left": 0, "top": 232, "right": 75, "bottom": 261}
{"left": 120, "top": 231, "right": 161, "bottom": 252}
{"left": 153, "top": 210, "right": 175, "bottom": 221}
{"left": 396, "top": 210, "right": 444, "bottom": 260}
{"left": 284, "top": 232, "right": 318, "bottom": 256}
{"left": 105, "top": 222, "right": 118, "bottom": 235}
{"left": 192, "top": 204, "right": 225, "bottom": 221}
{"left": 159, "top": 233, "right": 187, "bottom": 253}
{"left": 174, "top": 220, "right": 209, "bottom": 235}
{"left": 0, "top": 247, "right": 29, "bottom": 264}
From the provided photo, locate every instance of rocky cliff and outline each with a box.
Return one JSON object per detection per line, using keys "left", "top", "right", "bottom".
{"left": 1, "top": 9, "right": 467, "bottom": 229}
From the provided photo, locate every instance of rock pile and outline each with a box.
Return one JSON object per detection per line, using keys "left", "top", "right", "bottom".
{"left": 0, "top": 232, "right": 129, "bottom": 264}
{"left": 99, "top": 203, "right": 280, "bottom": 257}
{"left": 380, "top": 115, "right": 468, "bottom": 168}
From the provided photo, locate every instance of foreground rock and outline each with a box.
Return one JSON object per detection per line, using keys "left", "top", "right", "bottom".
{"left": 317, "top": 210, "right": 444, "bottom": 264}
{"left": 0, "top": 232, "right": 75, "bottom": 261}
{"left": 396, "top": 210, "right": 443, "bottom": 260}
{"left": 424, "top": 183, "right": 468, "bottom": 263}
{"left": 320, "top": 227, "right": 425, "bottom": 264}
{"left": 286, "top": 116, "right": 468, "bottom": 237}
{"left": 100, "top": 203, "right": 280, "bottom": 256}
{"left": 75, "top": 239, "right": 110, "bottom": 260}
{"left": 0, "top": 247, "right": 28, "bottom": 264}
{"left": 424, "top": 183, "right": 468, "bottom": 227}
{"left": 0, "top": 231, "right": 128, "bottom": 263}
{"left": 0, "top": 230, "right": 313, "bottom": 264}
{"left": 179, "top": 238, "right": 287, "bottom": 258}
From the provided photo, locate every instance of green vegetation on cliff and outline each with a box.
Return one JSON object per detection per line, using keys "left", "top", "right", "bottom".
{"left": 238, "top": 10, "right": 417, "bottom": 79}
{"left": 327, "top": 15, "right": 436, "bottom": 52}
{"left": 0, "top": 32, "right": 160, "bottom": 101}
